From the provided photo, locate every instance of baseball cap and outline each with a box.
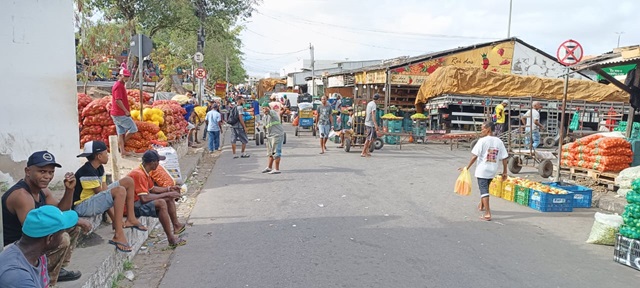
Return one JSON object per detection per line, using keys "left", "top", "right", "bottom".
{"left": 27, "top": 151, "right": 62, "bottom": 168}
{"left": 77, "top": 140, "right": 108, "bottom": 158}
{"left": 22, "top": 205, "right": 78, "bottom": 238}
{"left": 142, "top": 150, "right": 166, "bottom": 163}
{"left": 261, "top": 102, "right": 269, "bottom": 107}
{"left": 501, "top": 100, "right": 509, "bottom": 104}
{"left": 121, "top": 68, "right": 131, "bottom": 77}
{"left": 373, "top": 94, "right": 380, "bottom": 100}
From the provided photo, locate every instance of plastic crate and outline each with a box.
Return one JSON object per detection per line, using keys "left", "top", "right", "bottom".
{"left": 387, "top": 120, "right": 403, "bottom": 133}
{"left": 299, "top": 110, "right": 314, "bottom": 118}
{"left": 543, "top": 182, "right": 593, "bottom": 208}
{"left": 614, "top": 234, "right": 640, "bottom": 271}
{"left": 502, "top": 182, "right": 515, "bottom": 201}
{"left": 514, "top": 185, "right": 530, "bottom": 206}
{"left": 489, "top": 179, "right": 503, "bottom": 198}
{"left": 412, "top": 126, "right": 427, "bottom": 137}
{"left": 528, "top": 189, "right": 573, "bottom": 212}
{"left": 384, "top": 135, "right": 400, "bottom": 145}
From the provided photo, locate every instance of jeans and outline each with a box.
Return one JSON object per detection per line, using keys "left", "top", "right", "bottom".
{"left": 208, "top": 130, "right": 220, "bottom": 151}
{"left": 524, "top": 128, "right": 540, "bottom": 149}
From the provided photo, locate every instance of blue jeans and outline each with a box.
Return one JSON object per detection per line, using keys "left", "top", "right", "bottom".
{"left": 524, "top": 128, "right": 540, "bottom": 149}
{"left": 208, "top": 130, "right": 220, "bottom": 151}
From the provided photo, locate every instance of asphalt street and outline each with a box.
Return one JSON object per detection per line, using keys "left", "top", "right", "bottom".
{"left": 160, "top": 124, "right": 640, "bottom": 288}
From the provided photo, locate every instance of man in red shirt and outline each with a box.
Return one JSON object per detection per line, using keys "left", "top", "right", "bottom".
{"left": 110, "top": 69, "right": 138, "bottom": 157}
{"left": 128, "top": 150, "right": 186, "bottom": 248}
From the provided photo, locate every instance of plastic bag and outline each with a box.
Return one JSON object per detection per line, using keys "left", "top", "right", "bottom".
{"left": 586, "top": 212, "right": 623, "bottom": 245}
{"left": 454, "top": 168, "right": 472, "bottom": 196}
{"left": 328, "top": 130, "right": 337, "bottom": 139}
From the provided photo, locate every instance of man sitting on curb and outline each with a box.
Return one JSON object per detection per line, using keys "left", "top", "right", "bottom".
{"left": 1, "top": 151, "right": 91, "bottom": 285}
{"left": 0, "top": 205, "right": 79, "bottom": 287}
{"left": 128, "top": 150, "right": 187, "bottom": 248}
{"left": 73, "top": 140, "right": 147, "bottom": 253}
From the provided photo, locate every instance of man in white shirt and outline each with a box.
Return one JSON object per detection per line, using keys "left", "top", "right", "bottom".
{"left": 463, "top": 122, "right": 509, "bottom": 221}
{"left": 362, "top": 94, "right": 380, "bottom": 157}
{"left": 521, "top": 101, "right": 544, "bottom": 149}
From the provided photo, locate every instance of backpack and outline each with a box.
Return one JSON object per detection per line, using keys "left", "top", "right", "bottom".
{"left": 227, "top": 106, "right": 239, "bottom": 125}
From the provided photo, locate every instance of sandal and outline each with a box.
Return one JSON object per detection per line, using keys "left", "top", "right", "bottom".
{"left": 240, "top": 154, "right": 250, "bottom": 158}
{"left": 479, "top": 215, "right": 492, "bottom": 221}
{"left": 169, "top": 238, "right": 187, "bottom": 249}
{"left": 174, "top": 225, "right": 186, "bottom": 235}
{"left": 124, "top": 224, "right": 148, "bottom": 232}
{"left": 108, "top": 240, "right": 132, "bottom": 253}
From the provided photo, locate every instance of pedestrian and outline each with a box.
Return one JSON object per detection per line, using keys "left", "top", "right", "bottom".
{"left": 205, "top": 103, "right": 222, "bottom": 152}
{"left": 494, "top": 100, "right": 508, "bottom": 137}
{"left": 260, "top": 102, "right": 285, "bottom": 174}
{"left": 73, "top": 140, "right": 147, "bottom": 253}
{"left": 1, "top": 151, "right": 91, "bottom": 285}
{"left": 461, "top": 121, "right": 508, "bottom": 221}
{"left": 521, "top": 101, "right": 544, "bottom": 149}
{"left": 127, "top": 150, "right": 187, "bottom": 249}
{"left": 0, "top": 205, "right": 79, "bottom": 288}
{"left": 337, "top": 108, "right": 354, "bottom": 148}
{"left": 110, "top": 68, "right": 138, "bottom": 157}
{"left": 316, "top": 96, "right": 333, "bottom": 154}
{"left": 182, "top": 99, "right": 198, "bottom": 147}
{"left": 252, "top": 98, "right": 261, "bottom": 122}
{"left": 362, "top": 94, "right": 380, "bottom": 157}
{"left": 333, "top": 94, "right": 342, "bottom": 112}
{"left": 230, "top": 95, "right": 250, "bottom": 159}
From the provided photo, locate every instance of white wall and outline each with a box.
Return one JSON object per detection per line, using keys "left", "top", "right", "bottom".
{"left": 0, "top": 0, "right": 80, "bottom": 188}
{"left": 511, "top": 42, "right": 587, "bottom": 80}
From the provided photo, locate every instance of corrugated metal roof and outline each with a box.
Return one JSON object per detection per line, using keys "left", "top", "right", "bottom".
{"left": 571, "top": 51, "right": 640, "bottom": 71}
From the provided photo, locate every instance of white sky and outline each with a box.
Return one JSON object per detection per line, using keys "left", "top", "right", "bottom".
{"left": 239, "top": 0, "right": 639, "bottom": 76}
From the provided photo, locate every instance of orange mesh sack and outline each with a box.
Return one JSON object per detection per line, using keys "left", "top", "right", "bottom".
{"left": 588, "top": 137, "right": 631, "bottom": 150}
{"left": 149, "top": 165, "right": 176, "bottom": 187}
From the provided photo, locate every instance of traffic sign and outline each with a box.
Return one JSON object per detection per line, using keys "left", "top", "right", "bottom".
{"left": 194, "top": 68, "right": 206, "bottom": 79}
{"left": 556, "top": 39, "right": 584, "bottom": 66}
{"left": 129, "top": 34, "right": 153, "bottom": 57}
{"left": 194, "top": 52, "right": 204, "bottom": 63}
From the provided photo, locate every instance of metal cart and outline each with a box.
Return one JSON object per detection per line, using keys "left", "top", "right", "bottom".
{"left": 343, "top": 103, "right": 383, "bottom": 153}
{"left": 295, "top": 109, "right": 316, "bottom": 137}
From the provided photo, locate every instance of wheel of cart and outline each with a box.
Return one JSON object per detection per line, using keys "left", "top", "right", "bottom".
{"left": 343, "top": 103, "right": 379, "bottom": 153}
{"left": 508, "top": 151, "right": 555, "bottom": 178}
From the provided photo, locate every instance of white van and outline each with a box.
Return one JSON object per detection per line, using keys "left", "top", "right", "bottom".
{"left": 271, "top": 92, "right": 299, "bottom": 110}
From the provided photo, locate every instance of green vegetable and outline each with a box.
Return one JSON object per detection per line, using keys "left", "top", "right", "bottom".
{"left": 627, "top": 191, "right": 640, "bottom": 204}
{"left": 620, "top": 225, "right": 640, "bottom": 240}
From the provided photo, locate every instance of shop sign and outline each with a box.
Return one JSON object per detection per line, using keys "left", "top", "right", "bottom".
{"left": 354, "top": 72, "right": 366, "bottom": 84}
{"left": 328, "top": 75, "right": 345, "bottom": 87}
{"left": 389, "top": 74, "right": 429, "bottom": 86}
{"left": 596, "top": 64, "right": 637, "bottom": 81}
{"left": 366, "top": 70, "right": 387, "bottom": 84}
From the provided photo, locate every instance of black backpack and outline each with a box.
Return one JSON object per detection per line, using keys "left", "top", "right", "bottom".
{"left": 227, "top": 106, "right": 239, "bottom": 125}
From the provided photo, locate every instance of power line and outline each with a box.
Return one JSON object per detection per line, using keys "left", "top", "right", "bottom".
{"left": 243, "top": 46, "right": 308, "bottom": 55}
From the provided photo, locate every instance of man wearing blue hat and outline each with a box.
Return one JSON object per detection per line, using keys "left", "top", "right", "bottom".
{"left": 2, "top": 151, "right": 91, "bottom": 285}
{"left": 0, "top": 205, "right": 79, "bottom": 287}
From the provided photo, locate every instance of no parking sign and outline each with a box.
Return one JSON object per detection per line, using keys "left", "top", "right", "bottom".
{"left": 556, "top": 39, "right": 584, "bottom": 66}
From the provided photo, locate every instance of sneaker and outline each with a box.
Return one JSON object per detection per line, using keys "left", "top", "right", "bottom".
{"left": 261, "top": 168, "right": 272, "bottom": 173}
{"left": 268, "top": 170, "right": 281, "bottom": 174}
{"left": 233, "top": 155, "right": 239, "bottom": 159}
{"left": 57, "top": 268, "right": 82, "bottom": 282}
{"left": 240, "top": 154, "right": 250, "bottom": 158}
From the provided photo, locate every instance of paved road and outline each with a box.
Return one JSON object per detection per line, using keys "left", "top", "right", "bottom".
{"left": 160, "top": 125, "right": 640, "bottom": 288}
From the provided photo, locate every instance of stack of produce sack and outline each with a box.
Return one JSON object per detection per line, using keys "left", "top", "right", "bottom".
{"left": 125, "top": 120, "right": 161, "bottom": 153}
{"left": 127, "top": 89, "right": 153, "bottom": 106}
{"left": 561, "top": 134, "right": 632, "bottom": 172}
{"left": 131, "top": 108, "right": 168, "bottom": 143}
{"left": 620, "top": 179, "right": 640, "bottom": 239}
{"left": 615, "top": 166, "right": 640, "bottom": 197}
{"left": 77, "top": 93, "right": 92, "bottom": 128}
{"left": 152, "top": 100, "right": 188, "bottom": 141}
{"left": 80, "top": 97, "right": 114, "bottom": 148}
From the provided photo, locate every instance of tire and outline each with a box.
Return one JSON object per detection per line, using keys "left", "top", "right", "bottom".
{"left": 369, "top": 142, "right": 375, "bottom": 153}
{"left": 508, "top": 156, "right": 522, "bottom": 174}
{"left": 470, "top": 139, "right": 478, "bottom": 149}
{"left": 312, "top": 127, "right": 317, "bottom": 137}
{"left": 539, "top": 159, "right": 554, "bottom": 178}
{"left": 295, "top": 127, "right": 299, "bottom": 137}
{"left": 543, "top": 136, "right": 555, "bottom": 148}
{"left": 255, "top": 133, "right": 260, "bottom": 146}
{"left": 345, "top": 138, "right": 351, "bottom": 152}
{"left": 283, "top": 132, "right": 287, "bottom": 145}
{"left": 374, "top": 138, "right": 384, "bottom": 150}
{"left": 260, "top": 132, "right": 265, "bottom": 145}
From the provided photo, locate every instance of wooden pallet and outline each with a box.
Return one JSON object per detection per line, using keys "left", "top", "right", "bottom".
{"left": 559, "top": 166, "right": 618, "bottom": 190}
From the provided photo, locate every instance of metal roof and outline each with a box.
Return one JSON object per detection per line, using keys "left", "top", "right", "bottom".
{"left": 571, "top": 50, "right": 640, "bottom": 71}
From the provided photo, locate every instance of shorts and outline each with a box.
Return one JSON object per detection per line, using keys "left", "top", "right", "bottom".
{"left": 365, "top": 126, "right": 377, "bottom": 141}
{"left": 73, "top": 181, "right": 120, "bottom": 216}
{"left": 134, "top": 200, "right": 157, "bottom": 218}
{"left": 231, "top": 128, "right": 249, "bottom": 144}
{"left": 477, "top": 178, "right": 492, "bottom": 198}
{"left": 111, "top": 115, "right": 138, "bottom": 135}
{"left": 318, "top": 125, "right": 331, "bottom": 138}
{"left": 266, "top": 135, "right": 283, "bottom": 159}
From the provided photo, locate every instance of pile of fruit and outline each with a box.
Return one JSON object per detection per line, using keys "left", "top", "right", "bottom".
{"left": 621, "top": 179, "right": 640, "bottom": 239}
{"left": 152, "top": 100, "right": 188, "bottom": 141}
{"left": 381, "top": 113, "right": 402, "bottom": 120}
{"left": 410, "top": 113, "right": 428, "bottom": 120}
{"left": 561, "top": 134, "right": 632, "bottom": 172}
{"left": 503, "top": 177, "right": 568, "bottom": 194}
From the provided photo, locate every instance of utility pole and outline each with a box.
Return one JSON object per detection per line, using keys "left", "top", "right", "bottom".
{"left": 616, "top": 32, "right": 624, "bottom": 48}
{"left": 507, "top": 0, "right": 513, "bottom": 38}
{"left": 225, "top": 56, "right": 229, "bottom": 97}
{"left": 196, "top": 0, "right": 206, "bottom": 104}
{"left": 310, "top": 43, "right": 315, "bottom": 96}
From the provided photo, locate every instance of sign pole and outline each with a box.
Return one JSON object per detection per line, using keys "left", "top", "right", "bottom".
{"left": 555, "top": 67, "right": 570, "bottom": 181}
{"left": 138, "top": 34, "right": 144, "bottom": 121}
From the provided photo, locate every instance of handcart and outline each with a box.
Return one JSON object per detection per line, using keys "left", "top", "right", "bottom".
{"left": 343, "top": 103, "right": 383, "bottom": 153}
{"left": 244, "top": 117, "right": 265, "bottom": 146}
{"left": 295, "top": 109, "right": 316, "bottom": 137}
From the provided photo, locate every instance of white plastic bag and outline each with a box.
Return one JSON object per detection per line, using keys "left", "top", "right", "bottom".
{"left": 328, "top": 130, "right": 337, "bottom": 139}
{"left": 586, "top": 212, "right": 624, "bottom": 246}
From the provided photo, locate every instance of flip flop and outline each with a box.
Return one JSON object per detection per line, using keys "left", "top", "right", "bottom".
{"left": 241, "top": 154, "right": 250, "bottom": 158}
{"left": 124, "top": 224, "right": 148, "bottom": 232}
{"left": 479, "top": 215, "right": 492, "bottom": 221}
{"left": 169, "top": 238, "right": 187, "bottom": 249}
{"left": 108, "top": 240, "right": 132, "bottom": 252}
{"left": 174, "top": 225, "right": 186, "bottom": 235}
{"left": 233, "top": 155, "right": 239, "bottom": 159}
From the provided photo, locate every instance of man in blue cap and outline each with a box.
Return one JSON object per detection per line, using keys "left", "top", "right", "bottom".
{"left": 0, "top": 205, "right": 79, "bottom": 287}
{"left": 2, "top": 151, "right": 91, "bottom": 285}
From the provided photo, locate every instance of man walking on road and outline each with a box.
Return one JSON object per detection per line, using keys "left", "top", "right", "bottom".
{"left": 205, "top": 103, "right": 222, "bottom": 152}
{"left": 462, "top": 122, "right": 508, "bottom": 221}
{"left": 521, "top": 101, "right": 544, "bottom": 149}
{"left": 316, "top": 96, "right": 333, "bottom": 154}
{"left": 362, "top": 94, "right": 380, "bottom": 157}
{"left": 110, "top": 68, "right": 137, "bottom": 157}
{"left": 230, "top": 96, "right": 250, "bottom": 158}
{"left": 260, "top": 102, "right": 285, "bottom": 174}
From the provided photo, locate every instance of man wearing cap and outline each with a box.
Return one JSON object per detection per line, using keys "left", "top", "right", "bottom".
{"left": 128, "top": 150, "right": 187, "bottom": 248}
{"left": 2, "top": 151, "right": 91, "bottom": 285}
{"left": 362, "top": 94, "right": 380, "bottom": 157}
{"left": 205, "top": 102, "right": 222, "bottom": 152}
{"left": 110, "top": 68, "right": 138, "bottom": 157}
{"left": 0, "top": 205, "right": 79, "bottom": 288}
{"left": 494, "top": 100, "right": 508, "bottom": 137}
{"left": 73, "top": 140, "right": 147, "bottom": 253}
{"left": 260, "top": 102, "right": 285, "bottom": 174}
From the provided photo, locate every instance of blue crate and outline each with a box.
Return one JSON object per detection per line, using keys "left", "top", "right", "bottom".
{"left": 543, "top": 182, "right": 593, "bottom": 208}
{"left": 528, "top": 189, "right": 574, "bottom": 212}
{"left": 299, "top": 118, "right": 314, "bottom": 127}
{"left": 385, "top": 135, "right": 400, "bottom": 145}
